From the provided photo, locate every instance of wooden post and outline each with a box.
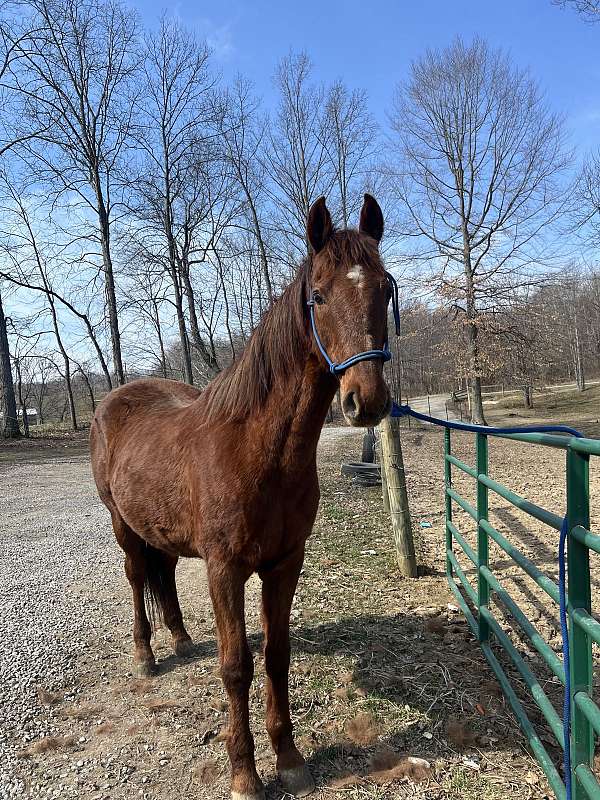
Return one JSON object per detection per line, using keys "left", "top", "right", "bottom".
{"left": 381, "top": 460, "right": 390, "bottom": 513}
{"left": 379, "top": 415, "right": 418, "bottom": 577}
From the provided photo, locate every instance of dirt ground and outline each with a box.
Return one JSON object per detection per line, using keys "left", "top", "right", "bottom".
{"left": 2, "top": 416, "right": 599, "bottom": 800}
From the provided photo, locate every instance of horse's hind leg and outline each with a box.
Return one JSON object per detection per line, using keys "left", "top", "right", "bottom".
{"left": 151, "top": 552, "right": 194, "bottom": 657}
{"left": 111, "top": 512, "right": 156, "bottom": 676}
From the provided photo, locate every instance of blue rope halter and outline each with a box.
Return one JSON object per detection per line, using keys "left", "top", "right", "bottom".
{"left": 307, "top": 270, "right": 401, "bottom": 375}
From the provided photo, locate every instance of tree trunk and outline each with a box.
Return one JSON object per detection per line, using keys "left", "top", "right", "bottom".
{"left": 470, "top": 373, "right": 486, "bottom": 424}
{"left": 63, "top": 365, "right": 78, "bottom": 431}
{"left": 462, "top": 219, "right": 486, "bottom": 425}
{"left": 152, "top": 301, "right": 168, "bottom": 379}
{"left": 170, "top": 266, "right": 194, "bottom": 385}
{"left": 83, "top": 316, "right": 112, "bottom": 392}
{"left": 574, "top": 326, "right": 585, "bottom": 392}
{"left": 180, "top": 262, "right": 219, "bottom": 375}
{"left": 96, "top": 190, "right": 125, "bottom": 386}
{"left": 77, "top": 368, "right": 96, "bottom": 415}
{"left": 46, "top": 295, "right": 77, "bottom": 431}
{"left": 37, "top": 392, "right": 45, "bottom": 424}
{"left": 465, "top": 317, "right": 486, "bottom": 424}
{"left": 379, "top": 415, "right": 417, "bottom": 577}
{"left": 0, "top": 290, "right": 19, "bottom": 438}
{"left": 246, "top": 197, "right": 273, "bottom": 303}
{"left": 14, "top": 358, "right": 29, "bottom": 437}
{"left": 523, "top": 384, "right": 533, "bottom": 409}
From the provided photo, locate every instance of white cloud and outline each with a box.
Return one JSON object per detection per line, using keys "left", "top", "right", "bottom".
{"left": 161, "top": 3, "right": 235, "bottom": 61}
{"left": 197, "top": 18, "right": 235, "bottom": 60}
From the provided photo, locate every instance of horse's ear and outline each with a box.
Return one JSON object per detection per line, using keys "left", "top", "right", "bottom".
{"left": 359, "top": 193, "right": 384, "bottom": 244}
{"left": 307, "top": 196, "right": 334, "bottom": 254}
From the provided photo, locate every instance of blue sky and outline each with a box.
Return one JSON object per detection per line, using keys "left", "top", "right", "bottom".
{"left": 132, "top": 0, "right": 600, "bottom": 158}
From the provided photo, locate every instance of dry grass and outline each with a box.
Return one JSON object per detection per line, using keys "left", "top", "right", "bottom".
{"left": 446, "top": 717, "right": 476, "bottom": 750}
{"left": 95, "top": 722, "right": 115, "bottom": 736}
{"left": 484, "top": 381, "right": 600, "bottom": 437}
{"left": 18, "top": 735, "right": 76, "bottom": 758}
{"left": 142, "top": 698, "right": 180, "bottom": 713}
{"left": 63, "top": 702, "right": 103, "bottom": 720}
{"left": 195, "top": 760, "right": 221, "bottom": 786}
{"left": 369, "top": 753, "right": 432, "bottom": 784}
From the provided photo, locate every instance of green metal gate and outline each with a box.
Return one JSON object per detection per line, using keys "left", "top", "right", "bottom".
{"left": 444, "top": 427, "right": 600, "bottom": 800}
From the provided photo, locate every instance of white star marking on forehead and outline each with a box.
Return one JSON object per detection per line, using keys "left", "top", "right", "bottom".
{"left": 346, "top": 264, "right": 364, "bottom": 287}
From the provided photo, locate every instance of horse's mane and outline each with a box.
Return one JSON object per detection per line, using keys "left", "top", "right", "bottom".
{"left": 201, "top": 229, "right": 381, "bottom": 423}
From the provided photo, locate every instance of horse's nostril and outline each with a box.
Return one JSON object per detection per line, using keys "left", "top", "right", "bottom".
{"left": 342, "top": 391, "right": 359, "bottom": 419}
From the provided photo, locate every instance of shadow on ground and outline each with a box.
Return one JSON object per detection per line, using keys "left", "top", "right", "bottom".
{"left": 155, "top": 607, "right": 564, "bottom": 793}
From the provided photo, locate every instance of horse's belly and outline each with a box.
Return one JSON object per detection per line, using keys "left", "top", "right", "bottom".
{"left": 110, "top": 464, "right": 197, "bottom": 557}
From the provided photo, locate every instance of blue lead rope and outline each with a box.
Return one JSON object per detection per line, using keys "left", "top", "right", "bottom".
{"left": 391, "top": 401, "right": 583, "bottom": 799}
{"left": 391, "top": 402, "right": 583, "bottom": 438}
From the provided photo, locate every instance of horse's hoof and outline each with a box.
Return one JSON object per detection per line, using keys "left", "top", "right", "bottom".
{"left": 134, "top": 660, "right": 156, "bottom": 678}
{"left": 279, "top": 765, "right": 315, "bottom": 797}
{"left": 231, "top": 792, "right": 266, "bottom": 800}
{"left": 173, "top": 637, "right": 194, "bottom": 657}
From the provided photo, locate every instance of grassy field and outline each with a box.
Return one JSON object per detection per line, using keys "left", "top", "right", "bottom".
{"left": 480, "top": 382, "right": 600, "bottom": 437}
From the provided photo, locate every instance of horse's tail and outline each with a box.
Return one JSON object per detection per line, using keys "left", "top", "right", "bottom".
{"left": 143, "top": 543, "right": 171, "bottom": 630}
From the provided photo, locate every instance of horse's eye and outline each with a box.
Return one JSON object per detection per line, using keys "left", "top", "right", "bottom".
{"left": 312, "top": 290, "right": 325, "bottom": 305}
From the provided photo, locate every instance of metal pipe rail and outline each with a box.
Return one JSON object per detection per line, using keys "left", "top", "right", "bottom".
{"left": 444, "top": 427, "right": 599, "bottom": 800}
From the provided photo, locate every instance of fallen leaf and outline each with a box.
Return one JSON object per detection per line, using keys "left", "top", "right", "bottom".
{"left": 36, "top": 687, "right": 62, "bottom": 707}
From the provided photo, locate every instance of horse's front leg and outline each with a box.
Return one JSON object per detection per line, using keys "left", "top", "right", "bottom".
{"left": 259, "top": 546, "right": 315, "bottom": 797}
{"left": 207, "top": 559, "right": 263, "bottom": 800}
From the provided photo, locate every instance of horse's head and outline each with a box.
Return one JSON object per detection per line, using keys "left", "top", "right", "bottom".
{"left": 306, "top": 194, "right": 392, "bottom": 427}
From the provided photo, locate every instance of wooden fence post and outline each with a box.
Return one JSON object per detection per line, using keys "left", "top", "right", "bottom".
{"left": 381, "top": 461, "right": 390, "bottom": 513}
{"left": 379, "top": 415, "right": 418, "bottom": 577}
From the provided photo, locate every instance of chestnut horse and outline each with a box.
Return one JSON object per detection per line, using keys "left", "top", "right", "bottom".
{"left": 90, "top": 195, "right": 392, "bottom": 800}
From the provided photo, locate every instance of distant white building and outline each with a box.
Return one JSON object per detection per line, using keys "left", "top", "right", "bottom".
{"left": 0, "top": 408, "right": 38, "bottom": 425}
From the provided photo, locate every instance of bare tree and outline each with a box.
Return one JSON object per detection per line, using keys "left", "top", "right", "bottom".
{"left": 131, "top": 16, "right": 218, "bottom": 384}
{"left": 322, "top": 81, "right": 378, "bottom": 227}
{"left": 220, "top": 78, "right": 274, "bottom": 302}
{"left": 122, "top": 257, "right": 172, "bottom": 377}
{"left": 0, "top": 286, "right": 18, "bottom": 436}
{"left": 11, "top": 0, "right": 140, "bottom": 386}
{"left": 573, "top": 153, "right": 600, "bottom": 246}
{"left": 0, "top": 184, "right": 80, "bottom": 426}
{"left": 553, "top": 0, "right": 600, "bottom": 20}
{"left": 0, "top": 1, "right": 42, "bottom": 438}
{"left": 266, "top": 52, "right": 333, "bottom": 264}
{"left": 390, "top": 37, "right": 569, "bottom": 423}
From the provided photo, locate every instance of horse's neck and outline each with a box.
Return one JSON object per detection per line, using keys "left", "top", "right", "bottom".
{"left": 249, "top": 357, "right": 337, "bottom": 473}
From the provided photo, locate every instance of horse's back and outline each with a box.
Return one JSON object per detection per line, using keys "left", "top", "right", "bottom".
{"left": 94, "top": 377, "right": 199, "bottom": 431}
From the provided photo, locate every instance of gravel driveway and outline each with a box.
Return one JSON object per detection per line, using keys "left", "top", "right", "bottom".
{"left": 0, "top": 455, "right": 123, "bottom": 799}
{"left": 0, "top": 447, "right": 264, "bottom": 800}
